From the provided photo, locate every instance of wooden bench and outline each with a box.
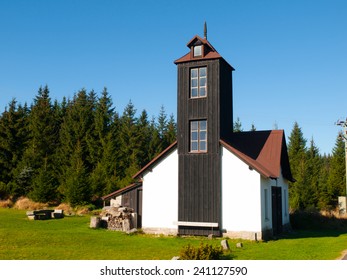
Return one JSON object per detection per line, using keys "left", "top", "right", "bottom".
{"left": 26, "top": 209, "right": 64, "bottom": 220}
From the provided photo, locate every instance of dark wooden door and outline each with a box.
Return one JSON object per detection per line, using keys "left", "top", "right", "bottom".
{"left": 271, "top": 186, "right": 283, "bottom": 236}
{"left": 137, "top": 189, "right": 142, "bottom": 228}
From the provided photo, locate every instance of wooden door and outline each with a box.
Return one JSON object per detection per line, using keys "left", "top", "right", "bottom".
{"left": 271, "top": 186, "right": 283, "bottom": 236}
{"left": 137, "top": 189, "right": 142, "bottom": 228}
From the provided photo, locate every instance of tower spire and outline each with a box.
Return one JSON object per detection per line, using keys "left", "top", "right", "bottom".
{"left": 204, "top": 21, "right": 207, "bottom": 39}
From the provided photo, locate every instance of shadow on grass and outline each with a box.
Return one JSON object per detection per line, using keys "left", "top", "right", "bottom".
{"left": 277, "top": 211, "right": 347, "bottom": 240}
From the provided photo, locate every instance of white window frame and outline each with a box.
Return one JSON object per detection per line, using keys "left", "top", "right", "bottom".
{"left": 190, "top": 120, "right": 207, "bottom": 153}
{"left": 190, "top": 67, "right": 207, "bottom": 98}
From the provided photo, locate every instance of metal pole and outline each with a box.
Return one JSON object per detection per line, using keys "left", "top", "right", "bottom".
{"left": 336, "top": 118, "right": 347, "bottom": 214}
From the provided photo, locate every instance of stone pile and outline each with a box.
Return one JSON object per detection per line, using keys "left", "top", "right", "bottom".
{"left": 96, "top": 206, "right": 135, "bottom": 232}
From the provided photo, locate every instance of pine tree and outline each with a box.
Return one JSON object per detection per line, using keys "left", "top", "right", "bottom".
{"left": 305, "top": 138, "right": 322, "bottom": 209}
{"left": 164, "top": 114, "right": 177, "bottom": 146}
{"left": 233, "top": 117, "right": 243, "bottom": 132}
{"left": 0, "top": 100, "right": 29, "bottom": 185}
{"left": 117, "top": 100, "right": 140, "bottom": 187}
{"left": 64, "top": 140, "right": 91, "bottom": 206}
{"left": 22, "top": 86, "right": 60, "bottom": 202}
{"left": 0, "top": 100, "right": 30, "bottom": 197}
{"left": 58, "top": 89, "right": 95, "bottom": 201}
{"left": 89, "top": 88, "right": 118, "bottom": 197}
{"left": 327, "top": 134, "right": 346, "bottom": 205}
{"left": 287, "top": 122, "right": 308, "bottom": 210}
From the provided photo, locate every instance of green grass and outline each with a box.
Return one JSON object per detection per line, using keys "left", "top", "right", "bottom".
{"left": 1, "top": 208, "right": 347, "bottom": 260}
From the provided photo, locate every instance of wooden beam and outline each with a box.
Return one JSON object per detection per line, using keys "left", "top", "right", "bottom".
{"left": 176, "top": 221, "right": 218, "bottom": 227}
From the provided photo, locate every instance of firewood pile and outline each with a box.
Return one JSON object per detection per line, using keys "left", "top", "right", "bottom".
{"left": 100, "top": 206, "right": 134, "bottom": 231}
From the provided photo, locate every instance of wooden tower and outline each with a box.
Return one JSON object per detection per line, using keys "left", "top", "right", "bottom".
{"left": 174, "top": 25, "right": 235, "bottom": 235}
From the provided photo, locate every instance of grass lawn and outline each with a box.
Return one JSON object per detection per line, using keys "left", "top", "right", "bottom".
{"left": 0, "top": 208, "right": 347, "bottom": 260}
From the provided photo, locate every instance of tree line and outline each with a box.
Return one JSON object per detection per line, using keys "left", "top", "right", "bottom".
{"left": 0, "top": 86, "right": 176, "bottom": 206}
{"left": 0, "top": 87, "right": 345, "bottom": 210}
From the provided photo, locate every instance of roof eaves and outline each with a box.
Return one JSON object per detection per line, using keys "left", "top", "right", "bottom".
{"left": 101, "top": 182, "right": 142, "bottom": 201}
{"left": 220, "top": 139, "right": 277, "bottom": 179}
{"left": 132, "top": 141, "right": 177, "bottom": 179}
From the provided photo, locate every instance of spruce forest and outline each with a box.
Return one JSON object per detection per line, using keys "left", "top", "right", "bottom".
{"left": 0, "top": 86, "right": 346, "bottom": 210}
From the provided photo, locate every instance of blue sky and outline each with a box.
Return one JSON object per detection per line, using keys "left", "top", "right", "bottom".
{"left": 0, "top": 0, "right": 346, "bottom": 155}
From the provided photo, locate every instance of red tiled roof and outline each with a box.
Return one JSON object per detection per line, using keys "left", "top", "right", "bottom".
{"left": 174, "top": 35, "right": 234, "bottom": 70}
{"left": 221, "top": 130, "right": 294, "bottom": 182}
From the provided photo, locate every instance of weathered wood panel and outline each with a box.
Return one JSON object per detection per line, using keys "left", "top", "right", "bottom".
{"left": 176, "top": 57, "right": 233, "bottom": 236}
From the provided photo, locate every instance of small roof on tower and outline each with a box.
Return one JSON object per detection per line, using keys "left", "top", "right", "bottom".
{"left": 174, "top": 24, "right": 234, "bottom": 69}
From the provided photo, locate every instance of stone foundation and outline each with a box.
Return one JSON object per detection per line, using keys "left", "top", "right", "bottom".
{"left": 142, "top": 227, "right": 178, "bottom": 236}
{"left": 223, "top": 230, "right": 262, "bottom": 241}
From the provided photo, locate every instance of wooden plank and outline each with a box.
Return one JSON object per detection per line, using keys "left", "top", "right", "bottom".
{"left": 176, "top": 221, "right": 218, "bottom": 227}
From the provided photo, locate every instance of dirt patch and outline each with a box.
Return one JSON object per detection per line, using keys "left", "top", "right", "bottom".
{"left": 336, "top": 249, "right": 347, "bottom": 260}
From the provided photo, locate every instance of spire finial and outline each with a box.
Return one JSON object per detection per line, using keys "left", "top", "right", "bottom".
{"left": 204, "top": 21, "right": 207, "bottom": 39}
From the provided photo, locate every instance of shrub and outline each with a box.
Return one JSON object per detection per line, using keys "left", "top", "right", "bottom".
{"left": 55, "top": 203, "right": 75, "bottom": 215}
{"left": 179, "top": 242, "right": 224, "bottom": 260}
{"left": 0, "top": 199, "right": 13, "bottom": 208}
{"left": 13, "top": 197, "right": 49, "bottom": 210}
{"left": 290, "top": 210, "right": 347, "bottom": 230}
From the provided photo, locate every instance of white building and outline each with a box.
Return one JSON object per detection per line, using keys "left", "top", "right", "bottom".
{"left": 103, "top": 29, "right": 293, "bottom": 240}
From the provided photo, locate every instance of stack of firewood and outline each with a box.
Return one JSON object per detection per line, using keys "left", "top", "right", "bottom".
{"left": 102, "top": 206, "right": 134, "bottom": 231}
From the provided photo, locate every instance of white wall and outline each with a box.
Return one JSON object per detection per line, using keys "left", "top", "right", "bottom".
{"left": 221, "top": 147, "right": 262, "bottom": 233}
{"left": 141, "top": 149, "right": 178, "bottom": 231}
{"left": 260, "top": 171, "right": 290, "bottom": 232}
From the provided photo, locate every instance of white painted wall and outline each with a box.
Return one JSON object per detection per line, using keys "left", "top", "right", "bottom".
{"left": 260, "top": 173, "right": 290, "bottom": 228}
{"left": 221, "top": 147, "right": 262, "bottom": 233}
{"left": 141, "top": 149, "right": 178, "bottom": 230}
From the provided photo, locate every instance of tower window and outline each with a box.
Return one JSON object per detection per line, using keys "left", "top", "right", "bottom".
{"left": 190, "top": 120, "right": 207, "bottom": 152}
{"left": 191, "top": 67, "right": 207, "bottom": 98}
{"left": 193, "top": 45, "right": 202, "bottom": 57}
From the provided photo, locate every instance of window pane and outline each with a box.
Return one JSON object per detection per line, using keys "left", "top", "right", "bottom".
{"left": 191, "top": 142, "right": 198, "bottom": 151}
{"left": 199, "top": 77, "right": 206, "bottom": 87}
{"left": 194, "top": 46, "right": 202, "bottom": 56}
{"left": 199, "top": 67, "right": 206, "bottom": 77}
{"left": 191, "top": 132, "right": 198, "bottom": 141}
{"left": 200, "top": 141, "right": 207, "bottom": 151}
{"left": 199, "top": 87, "right": 206, "bottom": 97}
{"left": 200, "top": 131, "right": 206, "bottom": 140}
{"left": 200, "top": 120, "right": 207, "bottom": 130}
{"left": 191, "top": 69, "right": 198, "bottom": 78}
{"left": 191, "top": 121, "right": 198, "bottom": 130}
{"left": 191, "top": 78, "right": 198, "bottom": 87}
{"left": 191, "top": 88, "right": 198, "bottom": 97}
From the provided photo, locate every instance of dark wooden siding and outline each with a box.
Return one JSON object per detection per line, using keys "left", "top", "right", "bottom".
{"left": 219, "top": 59, "right": 233, "bottom": 142}
{"left": 121, "top": 186, "right": 143, "bottom": 228}
{"left": 177, "top": 58, "right": 232, "bottom": 236}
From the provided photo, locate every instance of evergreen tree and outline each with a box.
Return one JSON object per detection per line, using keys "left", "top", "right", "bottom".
{"left": 58, "top": 89, "right": 95, "bottom": 201}
{"left": 327, "top": 134, "right": 346, "bottom": 204}
{"left": 64, "top": 140, "right": 91, "bottom": 206}
{"left": 233, "top": 117, "right": 243, "bottom": 132}
{"left": 148, "top": 116, "right": 162, "bottom": 160}
{"left": 136, "top": 109, "right": 152, "bottom": 167}
{"left": 22, "top": 86, "right": 60, "bottom": 201}
{"left": 0, "top": 100, "right": 29, "bottom": 186}
{"left": 117, "top": 100, "right": 140, "bottom": 187}
{"left": 89, "top": 88, "right": 118, "bottom": 197}
{"left": 29, "top": 166, "right": 58, "bottom": 203}
{"left": 164, "top": 114, "right": 177, "bottom": 146}
{"left": 287, "top": 122, "right": 308, "bottom": 210}
{"left": 305, "top": 138, "right": 322, "bottom": 209}
{"left": 0, "top": 100, "right": 30, "bottom": 197}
